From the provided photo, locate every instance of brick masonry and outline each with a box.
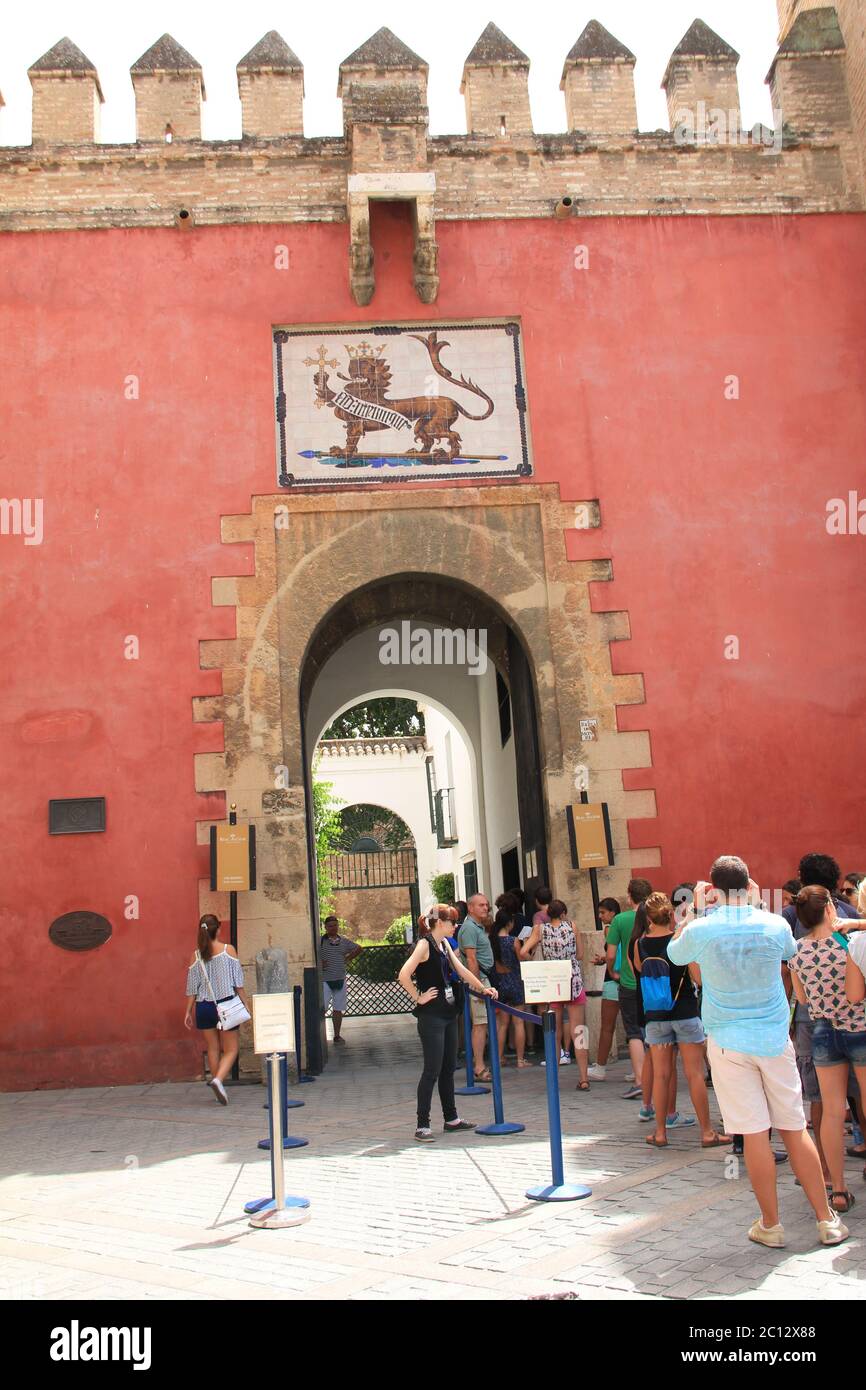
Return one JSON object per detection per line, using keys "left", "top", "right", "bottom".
{"left": 1, "top": 11, "right": 863, "bottom": 236}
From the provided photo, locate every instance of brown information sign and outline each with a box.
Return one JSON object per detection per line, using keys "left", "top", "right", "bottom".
{"left": 566, "top": 803, "right": 614, "bottom": 870}
{"left": 215, "top": 824, "right": 251, "bottom": 892}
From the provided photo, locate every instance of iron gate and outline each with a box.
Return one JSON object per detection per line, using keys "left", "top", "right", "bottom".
{"left": 321, "top": 847, "right": 421, "bottom": 1016}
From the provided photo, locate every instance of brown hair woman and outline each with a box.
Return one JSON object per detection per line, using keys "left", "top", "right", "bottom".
{"left": 184, "top": 914, "right": 249, "bottom": 1105}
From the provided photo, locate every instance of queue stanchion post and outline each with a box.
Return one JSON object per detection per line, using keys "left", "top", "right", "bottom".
{"left": 264, "top": 1023, "right": 304, "bottom": 1109}
{"left": 294, "top": 984, "right": 314, "bottom": 1084}
{"left": 248, "top": 1053, "right": 310, "bottom": 1227}
{"left": 257, "top": 1052, "right": 308, "bottom": 1151}
{"left": 526, "top": 1009, "right": 592, "bottom": 1203}
{"left": 455, "top": 984, "right": 490, "bottom": 1096}
{"left": 475, "top": 995, "right": 525, "bottom": 1136}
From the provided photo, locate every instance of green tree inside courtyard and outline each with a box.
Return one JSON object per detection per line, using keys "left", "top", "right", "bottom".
{"left": 323, "top": 697, "right": 424, "bottom": 740}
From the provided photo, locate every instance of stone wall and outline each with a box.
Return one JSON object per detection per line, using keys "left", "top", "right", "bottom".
{"left": 2, "top": 12, "right": 862, "bottom": 238}
{"left": 192, "top": 485, "right": 655, "bottom": 1072}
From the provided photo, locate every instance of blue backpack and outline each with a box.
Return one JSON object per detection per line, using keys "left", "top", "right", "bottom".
{"left": 638, "top": 939, "right": 686, "bottom": 1016}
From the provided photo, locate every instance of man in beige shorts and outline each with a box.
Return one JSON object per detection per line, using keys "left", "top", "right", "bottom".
{"left": 668, "top": 855, "right": 847, "bottom": 1249}
{"left": 458, "top": 893, "right": 494, "bottom": 1081}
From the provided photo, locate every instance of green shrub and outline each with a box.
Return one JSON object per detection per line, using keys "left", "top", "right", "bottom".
{"left": 383, "top": 914, "right": 412, "bottom": 945}
{"left": 429, "top": 872, "right": 456, "bottom": 905}
{"left": 347, "top": 942, "right": 411, "bottom": 981}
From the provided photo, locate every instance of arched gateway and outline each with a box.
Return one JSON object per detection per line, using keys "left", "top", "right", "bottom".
{"left": 194, "top": 484, "right": 656, "bottom": 1075}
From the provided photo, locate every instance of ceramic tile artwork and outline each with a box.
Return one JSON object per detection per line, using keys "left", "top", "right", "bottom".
{"left": 273, "top": 320, "right": 532, "bottom": 487}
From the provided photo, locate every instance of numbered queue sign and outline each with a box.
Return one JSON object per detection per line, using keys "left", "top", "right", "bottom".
{"left": 520, "top": 960, "right": 573, "bottom": 1004}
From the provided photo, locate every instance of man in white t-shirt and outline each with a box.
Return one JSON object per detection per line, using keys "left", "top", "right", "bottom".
{"left": 320, "top": 916, "right": 362, "bottom": 1046}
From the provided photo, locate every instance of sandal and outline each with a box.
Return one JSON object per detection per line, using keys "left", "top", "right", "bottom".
{"left": 701, "top": 1134, "right": 733, "bottom": 1148}
{"left": 645, "top": 1134, "right": 669, "bottom": 1148}
{"left": 475, "top": 1070, "right": 492, "bottom": 1083}
{"left": 830, "top": 1190, "right": 856, "bottom": 1213}
{"left": 575, "top": 1080, "right": 590, "bottom": 1091}
{"left": 846, "top": 1145, "right": 866, "bottom": 1158}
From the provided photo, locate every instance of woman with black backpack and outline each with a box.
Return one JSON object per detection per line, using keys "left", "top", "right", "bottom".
{"left": 633, "top": 893, "right": 730, "bottom": 1151}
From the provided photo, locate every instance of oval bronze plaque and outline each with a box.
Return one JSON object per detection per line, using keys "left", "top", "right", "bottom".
{"left": 49, "top": 911, "right": 112, "bottom": 952}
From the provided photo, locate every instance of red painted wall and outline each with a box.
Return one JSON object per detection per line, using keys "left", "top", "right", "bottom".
{"left": 2, "top": 206, "right": 865, "bottom": 1089}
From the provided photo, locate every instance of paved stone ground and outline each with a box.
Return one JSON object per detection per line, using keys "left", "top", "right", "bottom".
{"left": 1, "top": 1016, "right": 864, "bottom": 1301}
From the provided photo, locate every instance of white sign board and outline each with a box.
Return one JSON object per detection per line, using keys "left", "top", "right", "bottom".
{"left": 252, "top": 993, "right": 295, "bottom": 1055}
{"left": 520, "top": 960, "right": 573, "bottom": 1004}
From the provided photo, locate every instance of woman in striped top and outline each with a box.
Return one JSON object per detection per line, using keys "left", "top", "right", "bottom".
{"left": 184, "top": 914, "right": 248, "bottom": 1105}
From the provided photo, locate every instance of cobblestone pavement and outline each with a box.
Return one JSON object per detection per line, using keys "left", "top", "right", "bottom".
{"left": 1, "top": 1017, "right": 864, "bottom": 1301}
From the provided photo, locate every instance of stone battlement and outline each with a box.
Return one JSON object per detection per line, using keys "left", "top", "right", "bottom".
{"left": 1, "top": 9, "right": 863, "bottom": 303}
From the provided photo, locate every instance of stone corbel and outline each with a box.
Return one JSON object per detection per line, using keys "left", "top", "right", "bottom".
{"left": 348, "top": 191, "right": 375, "bottom": 307}
{"left": 346, "top": 173, "right": 439, "bottom": 306}
{"left": 412, "top": 192, "right": 439, "bottom": 304}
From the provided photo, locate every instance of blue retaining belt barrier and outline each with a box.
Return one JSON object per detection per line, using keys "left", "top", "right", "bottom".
{"left": 455, "top": 986, "right": 491, "bottom": 1096}
{"left": 475, "top": 994, "right": 525, "bottom": 1136}
{"left": 468, "top": 989, "right": 592, "bottom": 1202}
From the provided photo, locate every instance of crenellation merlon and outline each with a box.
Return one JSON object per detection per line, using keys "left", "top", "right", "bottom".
{"left": 461, "top": 22, "right": 533, "bottom": 137}
{"left": 662, "top": 19, "right": 741, "bottom": 135}
{"left": 237, "top": 30, "right": 304, "bottom": 140}
{"left": 130, "top": 33, "right": 205, "bottom": 143}
{"left": 3, "top": 11, "right": 863, "bottom": 229}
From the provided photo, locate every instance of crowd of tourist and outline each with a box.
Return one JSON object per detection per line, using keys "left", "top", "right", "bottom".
{"left": 591, "top": 853, "right": 866, "bottom": 1248}
{"left": 399, "top": 851, "right": 866, "bottom": 1249}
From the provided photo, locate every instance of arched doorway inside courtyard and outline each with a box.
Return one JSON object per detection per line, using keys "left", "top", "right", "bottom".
{"left": 298, "top": 574, "right": 549, "bottom": 1061}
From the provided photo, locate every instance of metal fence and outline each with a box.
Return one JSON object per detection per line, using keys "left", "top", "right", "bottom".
{"left": 323, "top": 849, "right": 417, "bottom": 891}
{"left": 335, "top": 944, "right": 415, "bottom": 1017}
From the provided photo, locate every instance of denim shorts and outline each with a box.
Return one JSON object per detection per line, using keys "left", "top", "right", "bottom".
{"left": 645, "top": 1015, "right": 706, "bottom": 1047}
{"left": 601, "top": 981, "right": 620, "bottom": 1003}
{"left": 811, "top": 1018, "right": 866, "bottom": 1068}
{"left": 195, "top": 997, "right": 237, "bottom": 1031}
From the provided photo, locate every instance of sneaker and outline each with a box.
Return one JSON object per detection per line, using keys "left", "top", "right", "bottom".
{"left": 587, "top": 1064, "right": 607, "bottom": 1081}
{"left": 559, "top": 1051, "right": 572, "bottom": 1065}
{"left": 638, "top": 1105, "right": 656, "bottom": 1122}
{"left": 443, "top": 1118, "right": 475, "bottom": 1132}
{"left": 208, "top": 1078, "right": 228, "bottom": 1106}
{"left": 817, "top": 1212, "right": 849, "bottom": 1246}
{"left": 665, "top": 1112, "right": 696, "bottom": 1129}
{"left": 621, "top": 1085, "right": 643, "bottom": 1100}
{"left": 748, "top": 1219, "right": 786, "bottom": 1248}
{"left": 414, "top": 1127, "right": 436, "bottom": 1142}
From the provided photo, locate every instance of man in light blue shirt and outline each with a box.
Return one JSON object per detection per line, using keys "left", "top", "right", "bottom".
{"left": 668, "top": 855, "right": 846, "bottom": 1250}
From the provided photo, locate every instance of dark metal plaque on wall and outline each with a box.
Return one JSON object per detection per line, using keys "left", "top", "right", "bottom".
{"left": 49, "top": 911, "right": 112, "bottom": 952}
{"left": 49, "top": 797, "right": 106, "bottom": 835}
